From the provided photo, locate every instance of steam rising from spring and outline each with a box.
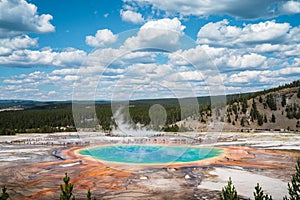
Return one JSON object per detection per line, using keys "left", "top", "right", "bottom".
{"left": 112, "top": 105, "right": 166, "bottom": 137}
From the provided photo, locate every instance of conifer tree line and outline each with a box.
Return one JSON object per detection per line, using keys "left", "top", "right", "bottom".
{"left": 0, "top": 80, "right": 299, "bottom": 135}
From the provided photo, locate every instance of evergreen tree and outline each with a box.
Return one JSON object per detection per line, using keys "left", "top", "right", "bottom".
{"left": 232, "top": 104, "right": 238, "bottom": 115}
{"left": 259, "top": 96, "right": 263, "bottom": 103}
{"left": 296, "top": 121, "right": 300, "bottom": 128}
{"left": 257, "top": 113, "right": 264, "bottom": 126}
{"left": 286, "top": 104, "right": 296, "bottom": 119}
{"left": 241, "top": 98, "right": 248, "bottom": 114}
{"left": 252, "top": 99, "right": 257, "bottom": 109}
{"left": 254, "top": 183, "right": 272, "bottom": 200}
{"left": 86, "top": 189, "right": 96, "bottom": 200}
{"left": 250, "top": 99, "right": 260, "bottom": 122}
{"left": 297, "top": 87, "right": 300, "bottom": 98}
{"left": 284, "top": 157, "right": 300, "bottom": 200}
{"left": 296, "top": 110, "right": 300, "bottom": 120}
{"left": 282, "top": 94, "right": 287, "bottom": 107}
{"left": 220, "top": 177, "right": 239, "bottom": 200}
{"left": 266, "top": 95, "right": 277, "bottom": 111}
{"left": 254, "top": 183, "right": 264, "bottom": 200}
{"left": 60, "top": 173, "right": 75, "bottom": 200}
{"left": 0, "top": 186, "right": 9, "bottom": 200}
{"left": 87, "top": 189, "right": 91, "bottom": 200}
{"left": 250, "top": 108, "right": 255, "bottom": 122}
{"left": 240, "top": 118, "right": 245, "bottom": 127}
{"left": 227, "top": 114, "right": 232, "bottom": 123}
{"left": 271, "top": 114, "right": 276, "bottom": 123}
{"left": 264, "top": 114, "right": 268, "bottom": 123}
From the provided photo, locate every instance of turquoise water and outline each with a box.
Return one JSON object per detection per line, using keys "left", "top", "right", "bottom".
{"left": 79, "top": 145, "right": 223, "bottom": 164}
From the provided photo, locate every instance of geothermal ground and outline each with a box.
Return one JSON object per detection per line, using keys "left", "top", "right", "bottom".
{"left": 0, "top": 132, "right": 300, "bottom": 200}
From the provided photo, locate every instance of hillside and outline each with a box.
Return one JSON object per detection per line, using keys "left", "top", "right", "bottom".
{"left": 226, "top": 87, "right": 300, "bottom": 131}
{"left": 176, "top": 81, "right": 300, "bottom": 132}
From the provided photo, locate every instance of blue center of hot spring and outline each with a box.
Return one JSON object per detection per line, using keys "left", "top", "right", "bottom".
{"left": 79, "top": 145, "right": 223, "bottom": 164}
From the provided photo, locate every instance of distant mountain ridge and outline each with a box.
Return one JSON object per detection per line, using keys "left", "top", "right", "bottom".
{"left": 0, "top": 93, "right": 252, "bottom": 110}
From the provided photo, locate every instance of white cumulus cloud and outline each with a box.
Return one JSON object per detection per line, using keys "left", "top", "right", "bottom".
{"left": 280, "top": 1, "right": 300, "bottom": 14}
{"left": 0, "top": 35, "right": 38, "bottom": 55}
{"left": 120, "top": 10, "right": 145, "bottom": 24}
{"left": 123, "top": 0, "right": 300, "bottom": 19}
{"left": 86, "top": 29, "right": 118, "bottom": 47}
{"left": 123, "top": 18, "right": 186, "bottom": 51}
{"left": 51, "top": 68, "right": 78, "bottom": 75}
{"left": 0, "top": 48, "right": 87, "bottom": 68}
{"left": 197, "top": 20, "right": 291, "bottom": 47}
{"left": 0, "top": 0, "right": 55, "bottom": 37}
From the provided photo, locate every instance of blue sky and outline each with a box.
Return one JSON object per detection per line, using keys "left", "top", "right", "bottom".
{"left": 1, "top": 0, "right": 300, "bottom": 100}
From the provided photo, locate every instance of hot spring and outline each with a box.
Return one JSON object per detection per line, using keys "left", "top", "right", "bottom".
{"left": 79, "top": 145, "right": 224, "bottom": 165}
